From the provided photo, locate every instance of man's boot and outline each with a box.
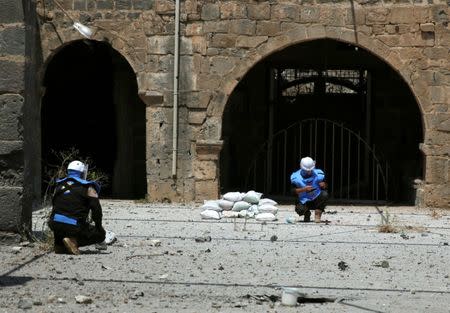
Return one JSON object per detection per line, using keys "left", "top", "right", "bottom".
{"left": 54, "top": 244, "right": 66, "bottom": 254}
{"left": 62, "top": 237, "right": 80, "bottom": 255}
{"left": 314, "top": 209, "right": 322, "bottom": 223}
{"left": 304, "top": 210, "right": 311, "bottom": 222}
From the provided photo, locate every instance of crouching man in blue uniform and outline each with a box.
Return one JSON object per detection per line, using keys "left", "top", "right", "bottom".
{"left": 290, "top": 156, "right": 328, "bottom": 223}
{"left": 48, "top": 160, "right": 106, "bottom": 254}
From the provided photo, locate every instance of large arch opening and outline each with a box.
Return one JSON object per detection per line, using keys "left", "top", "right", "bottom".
{"left": 41, "top": 40, "right": 146, "bottom": 199}
{"left": 221, "top": 39, "right": 423, "bottom": 205}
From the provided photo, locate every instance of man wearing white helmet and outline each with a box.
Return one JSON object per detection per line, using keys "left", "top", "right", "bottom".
{"left": 48, "top": 160, "right": 106, "bottom": 254}
{"left": 290, "top": 156, "right": 328, "bottom": 223}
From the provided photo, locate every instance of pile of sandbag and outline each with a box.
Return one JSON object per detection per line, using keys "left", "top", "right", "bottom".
{"left": 199, "top": 190, "right": 278, "bottom": 222}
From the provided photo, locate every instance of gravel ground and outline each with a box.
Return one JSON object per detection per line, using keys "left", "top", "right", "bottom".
{"left": 1, "top": 201, "right": 449, "bottom": 312}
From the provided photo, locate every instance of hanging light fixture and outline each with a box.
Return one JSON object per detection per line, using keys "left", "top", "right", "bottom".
{"left": 51, "top": 0, "right": 94, "bottom": 39}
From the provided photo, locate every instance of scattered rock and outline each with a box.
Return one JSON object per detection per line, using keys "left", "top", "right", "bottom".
{"left": 149, "top": 240, "right": 161, "bottom": 247}
{"left": 75, "top": 295, "right": 93, "bottom": 304}
{"left": 19, "top": 241, "right": 31, "bottom": 247}
{"left": 194, "top": 236, "right": 211, "bottom": 242}
{"left": 33, "top": 300, "right": 42, "bottom": 306}
{"left": 159, "top": 274, "right": 169, "bottom": 279}
{"left": 56, "top": 298, "right": 66, "bottom": 304}
{"left": 218, "top": 265, "right": 224, "bottom": 270}
{"left": 381, "top": 261, "right": 390, "bottom": 268}
{"left": 18, "top": 299, "right": 33, "bottom": 310}
{"left": 400, "top": 233, "right": 410, "bottom": 240}
{"left": 101, "top": 264, "right": 111, "bottom": 270}
{"left": 338, "top": 261, "right": 348, "bottom": 271}
{"left": 205, "top": 248, "right": 211, "bottom": 253}
{"left": 270, "top": 235, "right": 278, "bottom": 242}
{"left": 11, "top": 246, "right": 22, "bottom": 253}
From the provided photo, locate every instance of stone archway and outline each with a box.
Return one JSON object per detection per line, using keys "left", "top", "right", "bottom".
{"left": 198, "top": 32, "right": 428, "bottom": 205}
{"left": 41, "top": 39, "right": 147, "bottom": 199}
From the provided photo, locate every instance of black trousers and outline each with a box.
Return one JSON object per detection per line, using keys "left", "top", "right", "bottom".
{"left": 295, "top": 191, "right": 329, "bottom": 216}
{"left": 49, "top": 221, "right": 106, "bottom": 247}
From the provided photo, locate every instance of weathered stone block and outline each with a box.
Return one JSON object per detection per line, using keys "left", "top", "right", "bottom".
{"left": 201, "top": 3, "right": 220, "bottom": 20}
{"left": 195, "top": 179, "right": 219, "bottom": 201}
{"left": 220, "top": 2, "right": 246, "bottom": 19}
{"left": 209, "top": 56, "right": 235, "bottom": 75}
{"left": 229, "top": 19, "right": 256, "bottom": 35}
{"left": 420, "top": 23, "right": 435, "bottom": 32}
{"left": 320, "top": 7, "right": 346, "bottom": 26}
{"left": 194, "top": 160, "right": 217, "bottom": 180}
{"left": 0, "top": 94, "right": 23, "bottom": 141}
{"left": 423, "top": 184, "right": 450, "bottom": 208}
{"left": 133, "top": 0, "right": 153, "bottom": 10}
{"left": 425, "top": 156, "right": 449, "bottom": 183}
{"left": 185, "top": 22, "right": 203, "bottom": 36}
{"left": 423, "top": 47, "right": 448, "bottom": 60}
{"left": 210, "top": 34, "right": 237, "bottom": 48}
{"left": 155, "top": 0, "right": 174, "bottom": 14}
{"left": 185, "top": 92, "right": 211, "bottom": 109}
{"left": 203, "top": 21, "right": 229, "bottom": 33}
{"left": 256, "top": 21, "right": 280, "bottom": 36}
{"left": 366, "top": 8, "right": 389, "bottom": 24}
{"left": 73, "top": 0, "right": 86, "bottom": 10}
{"left": 0, "top": 26, "right": 25, "bottom": 56}
{"left": 390, "top": 7, "right": 418, "bottom": 24}
{"left": 377, "top": 34, "right": 400, "bottom": 46}
{"left": 300, "top": 7, "right": 319, "bottom": 23}
{"left": 236, "top": 35, "right": 268, "bottom": 49}
{"left": 147, "top": 36, "right": 173, "bottom": 54}
{"left": 271, "top": 4, "right": 299, "bottom": 21}
{"left": 96, "top": 0, "right": 113, "bottom": 10}
{"left": 248, "top": 3, "right": 270, "bottom": 20}
{"left": 116, "top": 0, "right": 131, "bottom": 10}
{"left": 0, "top": 61, "right": 24, "bottom": 93}
{"left": 0, "top": 187, "right": 22, "bottom": 231}
{"left": 0, "top": 0, "right": 23, "bottom": 23}
{"left": 188, "top": 110, "right": 206, "bottom": 125}
{"left": 307, "top": 24, "right": 326, "bottom": 39}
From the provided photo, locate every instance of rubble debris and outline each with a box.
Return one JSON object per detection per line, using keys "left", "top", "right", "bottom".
{"left": 149, "top": 239, "right": 162, "bottom": 247}
{"left": 194, "top": 236, "right": 212, "bottom": 243}
{"left": 338, "top": 261, "right": 348, "bottom": 271}
{"left": 270, "top": 235, "right": 278, "bottom": 242}
{"left": 17, "top": 299, "right": 33, "bottom": 310}
{"left": 11, "top": 246, "right": 22, "bottom": 253}
{"left": 75, "top": 295, "right": 93, "bottom": 304}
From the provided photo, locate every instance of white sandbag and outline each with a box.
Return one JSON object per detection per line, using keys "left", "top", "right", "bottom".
{"left": 232, "top": 201, "right": 251, "bottom": 212}
{"left": 222, "top": 211, "right": 240, "bottom": 218}
{"left": 247, "top": 211, "right": 255, "bottom": 218}
{"left": 218, "top": 199, "right": 234, "bottom": 211}
{"left": 248, "top": 205, "right": 259, "bottom": 215}
{"left": 258, "top": 198, "right": 278, "bottom": 206}
{"left": 255, "top": 212, "right": 277, "bottom": 221}
{"left": 223, "top": 192, "right": 244, "bottom": 202}
{"left": 242, "top": 190, "right": 263, "bottom": 204}
{"left": 258, "top": 204, "right": 278, "bottom": 215}
{"left": 200, "top": 200, "right": 222, "bottom": 212}
{"left": 238, "top": 210, "right": 248, "bottom": 218}
{"left": 200, "top": 210, "right": 221, "bottom": 220}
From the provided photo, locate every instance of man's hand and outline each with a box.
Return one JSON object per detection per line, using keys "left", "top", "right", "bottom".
{"left": 319, "top": 182, "right": 327, "bottom": 189}
{"left": 295, "top": 185, "right": 315, "bottom": 194}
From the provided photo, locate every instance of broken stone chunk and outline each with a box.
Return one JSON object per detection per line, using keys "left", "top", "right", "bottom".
{"left": 75, "top": 295, "right": 93, "bottom": 304}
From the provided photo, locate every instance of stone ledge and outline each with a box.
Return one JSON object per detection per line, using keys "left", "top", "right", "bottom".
{"left": 195, "top": 140, "right": 223, "bottom": 160}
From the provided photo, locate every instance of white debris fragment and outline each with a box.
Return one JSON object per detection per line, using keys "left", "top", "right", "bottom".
{"left": 75, "top": 295, "right": 92, "bottom": 304}
{"left": 200, "top": 210, "right": 221, "bottom": 220}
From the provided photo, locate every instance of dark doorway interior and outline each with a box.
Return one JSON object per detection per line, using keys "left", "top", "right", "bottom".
{"left": 41, "top": 40, "right": 146, "bottom": 199}
{"left": 221, "top": 39, "right": 423, "bottom": 204}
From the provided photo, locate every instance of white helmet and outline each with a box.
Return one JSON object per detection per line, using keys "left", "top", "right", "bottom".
{"left": 68, "top": 160, "right": 85, "bottom": 172}
{"left": 300, "top": 157, "right": 315, "bottom": 171}
{"left": 67, "top": 160, "right": 88, "bottom": 179}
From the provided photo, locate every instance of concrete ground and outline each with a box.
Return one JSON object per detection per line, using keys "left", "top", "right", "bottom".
{"left": 1, "top": 201, "right": 449, "bottom": 313}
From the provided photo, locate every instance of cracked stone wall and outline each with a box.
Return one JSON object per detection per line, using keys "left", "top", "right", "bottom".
{"left": 34, "top": 0, "right": 449, "bottom": 208}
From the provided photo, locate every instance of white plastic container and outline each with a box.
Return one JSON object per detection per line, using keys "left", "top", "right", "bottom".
{"left": 281, "top": 288, "right": 300, "bottom": 306}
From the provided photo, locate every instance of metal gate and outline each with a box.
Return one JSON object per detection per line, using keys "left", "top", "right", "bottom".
{"left": 245, "top": 119, "right": 389, "bottom": 203}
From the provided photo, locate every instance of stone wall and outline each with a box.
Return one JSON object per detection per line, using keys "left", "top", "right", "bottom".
{"left": 0, "top": 0, "right": 25, "bottom": 230}
{"left": 35, "top": 0, "right": 450, "bottom": 207}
